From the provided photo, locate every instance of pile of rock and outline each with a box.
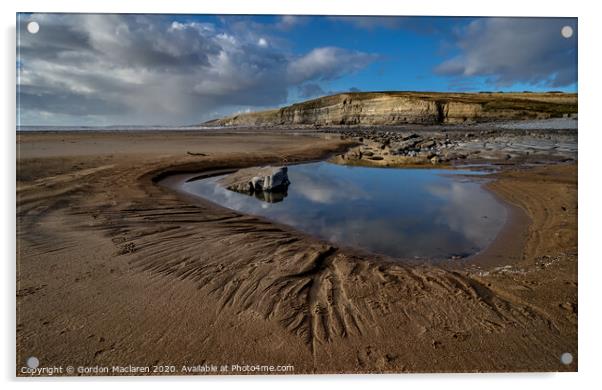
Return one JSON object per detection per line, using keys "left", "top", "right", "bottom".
{"left": 337, "top": 132, "right": 455, "bottom": 165}
{"left": 388, "top": 133, "right": 458, "bottom": 163}
{"left": 333, "top": 126, "right": 577, "bottom": 167}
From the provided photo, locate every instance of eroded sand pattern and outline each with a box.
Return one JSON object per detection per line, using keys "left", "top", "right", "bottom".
{"left": 16, "top": 129, "right": 577, "bottom": 374}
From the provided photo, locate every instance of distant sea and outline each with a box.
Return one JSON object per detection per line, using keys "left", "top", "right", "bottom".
{"left": 16, "top": 125, "right": 219, "bottom": 132}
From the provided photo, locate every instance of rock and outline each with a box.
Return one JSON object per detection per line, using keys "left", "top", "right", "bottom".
{"left": 402, "top": 133, "right": 421, "bottom": 141}
{"left": 219, "top": 166, "right": 290, "bottom": 194}
{"left": 418, "top": 151, "right": 436, "bottom": 160}
{"left": 344, "top": 148, "right": 363, "bottom": 160}
{"left": 398, "top": 137, "right": 422, "bottom": 150}
{"left": 559, "top": 302, "right": 576, "bottom": 314}
{"left": 421, "top": 140, "right": 436, "bottom": 148}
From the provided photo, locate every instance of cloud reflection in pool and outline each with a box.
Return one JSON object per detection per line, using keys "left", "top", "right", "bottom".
{"left": 181, "top": 162, "right": 506, "bottom": 262}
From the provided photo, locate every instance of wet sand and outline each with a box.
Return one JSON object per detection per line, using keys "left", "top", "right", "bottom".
{"left": 16, "top": 130, "right": 577, "bottom": 374}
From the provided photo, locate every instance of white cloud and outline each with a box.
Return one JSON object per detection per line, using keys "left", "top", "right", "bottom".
{"left": 18, "top": 14, "right": 377, "bottom": 126}
{"left": 287, "top": 47, "right": 378, "bottom": 84}
{"left": 435, "top": 18, "right": 577, "bottom": 87}
{"left": 276, "top": 15, "right": 303, "bottom": 30}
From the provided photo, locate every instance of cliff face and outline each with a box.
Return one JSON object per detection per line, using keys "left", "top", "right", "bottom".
{"left": 205, "top": 92, "right": 577, "bottom": 127}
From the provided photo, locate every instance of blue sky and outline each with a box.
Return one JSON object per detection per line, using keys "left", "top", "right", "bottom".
{"left": 179, "top": 15, "right": 577, "bottom": 95}
{"left": 17, "top": 14, "right": 577, "bottom": 126}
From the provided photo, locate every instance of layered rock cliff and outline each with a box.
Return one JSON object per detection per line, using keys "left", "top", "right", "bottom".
{"left": 204, "top": 91, "right": 577, "bottom": 127}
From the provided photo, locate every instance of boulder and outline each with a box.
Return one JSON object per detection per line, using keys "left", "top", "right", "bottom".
{"left": 420, "top": 140, "right": 436, "bottom": 148}
{"left": 402, "top": 133, "right": 421, "bottom": 141}
{"left": 397, "top": 137, "right": 423, "bottom": 150}
{"left": 219, "top": 166, "right": 290, "bottom": 194}
{"left": 345, "top": 149, "right": 363, "bottom": 160}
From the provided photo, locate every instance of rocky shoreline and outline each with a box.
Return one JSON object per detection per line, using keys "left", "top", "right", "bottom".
{"left": 329, "top": 127, "right": 577, "bottom": 167}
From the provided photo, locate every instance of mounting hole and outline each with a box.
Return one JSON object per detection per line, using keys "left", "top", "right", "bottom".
{"left": 560, "top": 352, "right": 573, "bottom": 365}
{"left": 27, "top": 21, "right": 39, "bottom": 34}
{"left": 26, "top": 356, "right": 39, "bottom": 369}
{"left": 561, "top": 25, "right": 573, "bottom": 39}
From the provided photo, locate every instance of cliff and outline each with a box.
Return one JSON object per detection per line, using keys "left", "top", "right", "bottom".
{"left": 204, "top": 91, "right": 577, "bottom": 127}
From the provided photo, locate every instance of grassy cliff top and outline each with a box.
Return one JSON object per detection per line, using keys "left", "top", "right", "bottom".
{"left": 204, "top": 91, "right": 577, "bottom": 125}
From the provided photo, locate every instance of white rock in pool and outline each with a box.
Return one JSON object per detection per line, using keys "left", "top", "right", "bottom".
{"left": 219, "top": 166, "right": 290, "bottom": 193}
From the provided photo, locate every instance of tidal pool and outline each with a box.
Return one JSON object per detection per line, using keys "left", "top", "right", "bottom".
{"left": 180, "top": 162, "right": 507, "bottom": 262}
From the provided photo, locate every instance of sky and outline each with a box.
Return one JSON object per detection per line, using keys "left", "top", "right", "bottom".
{"left": 17, "top": 14, "right": 578, "bottom": 126}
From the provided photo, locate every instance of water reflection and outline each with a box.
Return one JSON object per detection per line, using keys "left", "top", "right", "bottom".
{"left": 253, "top": 188, "right": 288, "bottom": 203}
{"left": 181, "top": 162, "right": 506, "bottom": 262}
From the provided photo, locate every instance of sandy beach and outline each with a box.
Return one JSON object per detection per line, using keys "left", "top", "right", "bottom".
{"left": 16, "top": 129, "right": 577, "bottom": 374}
